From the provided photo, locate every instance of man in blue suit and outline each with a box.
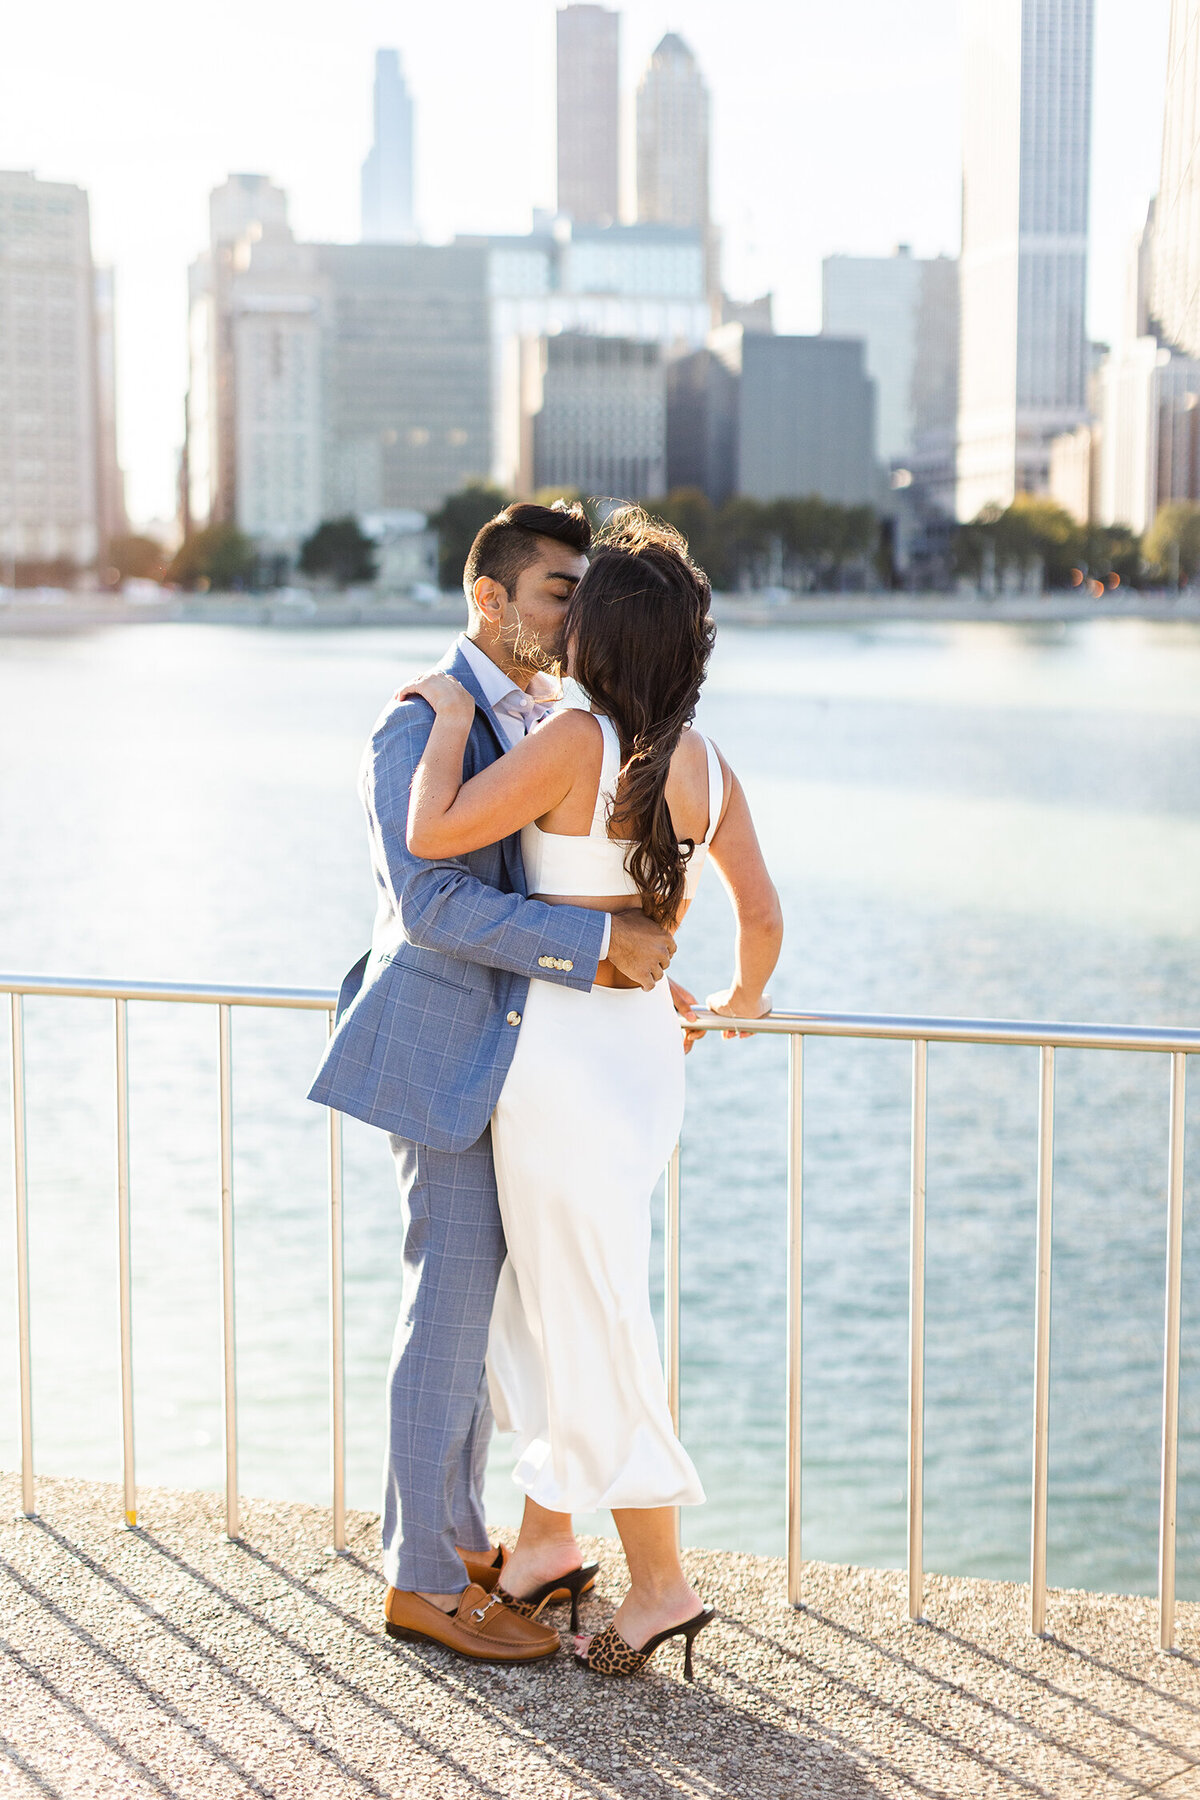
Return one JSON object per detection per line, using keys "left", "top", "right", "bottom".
{"left": 310, "top": 502, "right": 678, "bottom": 1663}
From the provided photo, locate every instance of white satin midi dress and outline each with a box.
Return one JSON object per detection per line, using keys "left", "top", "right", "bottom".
{"left": 486, "top": 715, "right": 722, "bottom": 1514}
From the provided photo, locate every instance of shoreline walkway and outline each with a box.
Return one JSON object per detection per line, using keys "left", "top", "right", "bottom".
{"left": 1, "top": 1476, "right": 1197, "bottom": 1798}
{"left": 2, "top": 590, "right": 1200, "bottom": 634}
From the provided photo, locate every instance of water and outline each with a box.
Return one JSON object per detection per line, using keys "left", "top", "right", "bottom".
{"left": 1, "top": 617, "right": 1198, "bottom": 1598}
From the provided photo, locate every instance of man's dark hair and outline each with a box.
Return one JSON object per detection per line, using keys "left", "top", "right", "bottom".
{"left": 463, "top": 500, "right": 591, "bottom": 602}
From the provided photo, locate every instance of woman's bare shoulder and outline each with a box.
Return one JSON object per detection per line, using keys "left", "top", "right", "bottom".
{"left": 530, "top": 707, "right": 605, "bottom": 751}
{"left": 675, "top": 723, "right": 714, "bottom": 774}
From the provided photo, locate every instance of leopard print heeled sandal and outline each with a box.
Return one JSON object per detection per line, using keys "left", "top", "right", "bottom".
{"left": 574, "top": 1606, "right": 716, "bottom": 1681}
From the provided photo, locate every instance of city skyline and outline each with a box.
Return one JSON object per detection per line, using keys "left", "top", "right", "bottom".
{"left": 0, "top": 0, "right": 1173, "bottom": 524}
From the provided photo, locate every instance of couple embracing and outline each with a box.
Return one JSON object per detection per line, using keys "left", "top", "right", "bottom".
{"left": 310, "top": 500, "right": 781, "bottom": 1680}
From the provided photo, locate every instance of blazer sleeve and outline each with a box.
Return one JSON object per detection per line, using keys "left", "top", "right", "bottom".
{"left": 364, "top": 698, "right": 606, "bottom": 992}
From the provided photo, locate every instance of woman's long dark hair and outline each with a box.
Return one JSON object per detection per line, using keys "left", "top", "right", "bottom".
{"left": 564, "top": 508, "right": 716, "bottom": 927}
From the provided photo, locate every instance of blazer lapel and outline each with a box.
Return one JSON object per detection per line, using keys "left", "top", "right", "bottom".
{"left": 438, "top": 641, "right": 507, "bottom": 757}
{"left": 437, "top": 641, "right": 528, "bottom": 895}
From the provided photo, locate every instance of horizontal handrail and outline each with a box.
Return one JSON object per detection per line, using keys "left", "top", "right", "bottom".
{"left": 0, "top": 974, "right": 337, "bottom": 1010}
{"left": 3, "top": 976, "right": 1198, "bottom": 1053}
{"left": 688, "top": 1007, "right": 1200, "bottom": 1054}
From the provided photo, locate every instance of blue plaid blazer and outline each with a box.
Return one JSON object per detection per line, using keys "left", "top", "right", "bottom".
{"left": 308, "top": 640, "right": 607, "bottom": 1152}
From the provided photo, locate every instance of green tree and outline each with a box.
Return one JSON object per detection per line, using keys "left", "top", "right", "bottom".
{"left": 1143, "top": 501, "right": 1200, "bottom": 586}
{"left": 1083, "top": 524, "right": 1142, "bottom": 590}
{"left": 299, "top": 516, "right": 378, "bottom": 589}
{"left": 166, "top": 524, "right": 257, "bottom": 592}
{"left": 956, "top": 495, "right": 1084, "bottom": 591}
{"left": 996, "top": 495, "right": 1083, "bottom": 587}
{"left": 428, "top": 482, "right": 507, "bottom": 590}
{"left": 641, "top": 489, "right": 725, "bottom": 586}
{"left": 103, "top": 534, "right": 168, "bottom": 584}
{"left": 716, "top": 496, "right": 772, "bottom": 590}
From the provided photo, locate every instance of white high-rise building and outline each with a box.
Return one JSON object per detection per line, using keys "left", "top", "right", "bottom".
{"left": 361, "top": 49, "right": 416, "bottom": 245}
{"left": 186, "top": 173, "right": 293, "bottom": 532}
{"left": 1153, "top": 0, "right": 1200, "bottom": 359}
{"left": 956, "top": 0, "right": 1094, "bottom": 520}
{"left": 557, "top": 5, "right": 619, "bottom": 227}
{"left": 0, "top": 171, "right": 123, "bottom": 576}
{"left": 1095, "top": 338, "right": 1200, "bottom": 534}
{"left": 636, "top": 34, "right": 709, "bottom": 233}
{"left": 822, "top": 247, "right": 959, "bottom": 512}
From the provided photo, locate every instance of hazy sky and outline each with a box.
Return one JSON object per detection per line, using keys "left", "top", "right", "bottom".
{"left": 0, "top": 0, "right": 1173, "bottom": 525}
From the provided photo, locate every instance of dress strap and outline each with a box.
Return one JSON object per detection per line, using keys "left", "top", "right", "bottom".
{"left": 699, "top": 733, "right": 723, "bottom": 845}
{"left": 592, "top": 716, "right": 623, "bottom": 836}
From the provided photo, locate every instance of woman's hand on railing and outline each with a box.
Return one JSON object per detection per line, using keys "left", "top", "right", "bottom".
{"left": 669, "top": 978, "right": 706, "bottom": 1054}
{"left": 706, "top": 987, "right": 772, "bottom": 1041}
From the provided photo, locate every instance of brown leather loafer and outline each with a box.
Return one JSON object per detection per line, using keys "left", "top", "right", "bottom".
{"left": 384, "top": 1583, "right": 559, "bottom": 1663}
{"left": 457, "top": 1543, "right": 508, "bottom": 1591}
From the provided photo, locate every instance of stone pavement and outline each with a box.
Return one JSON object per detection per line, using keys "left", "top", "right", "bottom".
{"left": 0, "top": 1474, "right": 1197, "bottom": 1799}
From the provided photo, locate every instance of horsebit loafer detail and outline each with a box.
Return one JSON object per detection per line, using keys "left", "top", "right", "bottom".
{"left": 384, "top": 1583, "right": 559, "bottom": 1662}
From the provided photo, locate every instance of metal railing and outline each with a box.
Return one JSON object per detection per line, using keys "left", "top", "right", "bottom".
{"left": 4, "top": 974, "right": 343, "bottom": 1549}
{"left": 3, "top": 974, "right": 1197, "bottom": 1649}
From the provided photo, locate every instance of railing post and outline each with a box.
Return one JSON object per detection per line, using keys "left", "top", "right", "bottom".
{"left": 217, "top": 1004, "right": 239, "bottom": 1539}
{"left": 786, "top": 1035, "right": 804, "bottom": 1607}
{"left": 908, "top": 1039, "right": 928, "bottom": 1622}
{"left": 10, "top": 994, "right": 34, "bottom": 1517}
{"left": 115, "top": 999, "right": 136, "bottom": 1527}
{"left": 1158, "top": 1051, "right": 1187, "bottom": 1653}
{"left": 1030, "top": 1044, "right": 1055, "bottom": 1636}
{"left": 665, "top": 1140, "right": 681, "bottom": 1548}
{"left": 328, "top": 1012, "right": 346, "bottom": 1554}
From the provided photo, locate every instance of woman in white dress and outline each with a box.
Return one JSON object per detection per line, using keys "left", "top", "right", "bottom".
{"left": 400, "top": 509, "right": 782, "bottom": 1679}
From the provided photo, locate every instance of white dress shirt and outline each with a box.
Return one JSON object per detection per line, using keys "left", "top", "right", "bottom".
{"left": 456, "top": 635, "right": 611, "bottom": 957}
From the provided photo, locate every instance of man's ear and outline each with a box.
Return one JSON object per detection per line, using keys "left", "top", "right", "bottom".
{"left": 472, "top": 575, "right": 507, "bottom": 623}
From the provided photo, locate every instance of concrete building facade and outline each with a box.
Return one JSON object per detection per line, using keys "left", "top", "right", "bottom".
{"left": 665, "top": 347, "right": 739, "bottom": 503}
{"left": 725, "top": 327, "right": 878, "bottom": 507}
{"left": 0, "top": 171, "right": 123, "bottom": 578}
{"left": 822, "top": 246, "right": 959, "bottom": 513}
{"left": 316, "top": 244, "right": 490, "bottom": 520}
{"left": 361, "top": 49, "right": 416, "bottom": 245}
{"left": 471, "top": 219, "right": 709, "bottom": 489}
{"left": 557, "top": 5, "right": 619, "bottom": 226}
{"left": 1153, "top": 0, "right": 1200, "bottom": 359}
{"left": 636, "top": 34, "right": 710, "bottom": 233}
{"left": 516, "top": 332, "right": 666, "bottom": 499}
{"left": 667, "top": 326, "right": 879, "bottom": 508}
{"left": 187, "top": 178, "right": 490, "bottom": 554}
{"left": 92, "top": 265, "right": 127, "bottom": 549}
{"left": 1095, "top": 337, "right": 1200, "bottom": 533}
{"left": 956, "top": 0, "right": 1094, "bottom": 519}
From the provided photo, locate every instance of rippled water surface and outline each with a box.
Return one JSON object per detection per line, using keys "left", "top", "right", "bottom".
{"left": 1, "top": 616, "right": 1198, "bottom": 1596}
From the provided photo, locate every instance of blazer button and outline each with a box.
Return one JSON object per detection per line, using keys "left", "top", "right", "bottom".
{"left": 506, "top": 1011, "right": 522, "bottom": 1026}
{"left": 537, "top": 956, "right": 552, "bottom": 968}
{"left": 562, "top": 959, "right": 573, "bottom": 971}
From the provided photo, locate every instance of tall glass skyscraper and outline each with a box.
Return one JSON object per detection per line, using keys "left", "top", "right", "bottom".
{"left": 956, "top": 0, "right": 1094, "bottom": 520}
{"left": 557, "top": 5, "right": 620, "bottom": 227}
{"left": 1152, "top": 0, "right": 1200, "bottom": 359}
{"left": 361, "top": 49, "right": 416, "bottom": 245}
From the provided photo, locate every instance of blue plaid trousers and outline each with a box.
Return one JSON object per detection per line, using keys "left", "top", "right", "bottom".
{"left": 381, "top": 1130, "right": 507, "bottom": 1591}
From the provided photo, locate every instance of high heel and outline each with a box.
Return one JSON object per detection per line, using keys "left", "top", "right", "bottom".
{"left": 574, "top": 1605, "right": 716, "bottom": 1681}
{"left": 497, "top": 1563, "right": 599, "bottom": 1634}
